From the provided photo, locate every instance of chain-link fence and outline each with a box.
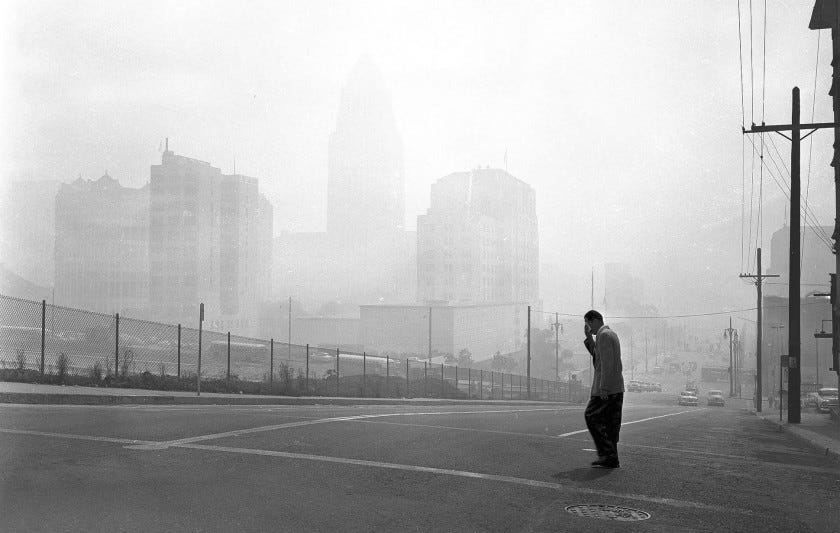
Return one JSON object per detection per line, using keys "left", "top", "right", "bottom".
{"left": 0, "top": 293, "right": 585, "bottom": 401}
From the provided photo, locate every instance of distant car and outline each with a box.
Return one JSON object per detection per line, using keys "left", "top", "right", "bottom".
{"left": 816, "top": 388, "right": 839, "bottom": 413}
{"left": 707, "top": 390, "right": 725, "bottom": 407}
{"left": 678, "top": 391, "right": 698, "bottom": 406}
{"left": 805, "top": 391, "right": 821, "bottom": 408}
{"left": 685, "top": 384, "right": 699, "bottom": 396}
{"left": 651, "top": 383, "right": 662, "bottom": 393}
{"left": 628, "top": 380, "right": 643, "bottom": 393}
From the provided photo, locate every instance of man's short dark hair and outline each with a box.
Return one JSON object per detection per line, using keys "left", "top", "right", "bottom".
{"left": 584, "top": 310, "right": 603, "bottom": 322}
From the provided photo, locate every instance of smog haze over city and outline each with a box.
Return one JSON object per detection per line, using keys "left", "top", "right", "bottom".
{"left": 3, "top": 3, "right": 840, "bottom": 531}
{"left": 0, "top": 1, "right": 837, "bottom": 335}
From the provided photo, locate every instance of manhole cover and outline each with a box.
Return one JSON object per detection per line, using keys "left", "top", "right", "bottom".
{"left": 565, "top": 504, "right": 651, "bottom": 521}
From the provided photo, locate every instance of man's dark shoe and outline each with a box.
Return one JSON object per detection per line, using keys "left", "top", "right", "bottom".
{"left": 591, "top": 457, "right": 620, "bottom": 468}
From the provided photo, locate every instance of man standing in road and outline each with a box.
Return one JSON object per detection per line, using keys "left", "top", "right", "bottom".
{"left": 583, "top": 310, "right": 625, "bottom": 468}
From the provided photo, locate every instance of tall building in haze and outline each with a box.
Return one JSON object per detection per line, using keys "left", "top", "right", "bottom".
{"left": 417, "top": 168, "right": 539, "bottom": 306}
{"left": 54, "top": 174, "right": 149, "bottom": 314}
{"left": 149, "top": 144, "right": 272, "bottom": 333}
{"left": 327, "top": 56, "right": 405, "bottom": 242}
{"left": 274, "top": 57, "right": 415, "bottom": 310}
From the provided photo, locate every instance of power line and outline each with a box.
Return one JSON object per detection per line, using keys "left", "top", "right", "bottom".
{"left": 534, "top": 301, "right": 826, "bottom": 321}
{"left": 747, "top": 126, "right": 757, "bottom": 272}
{"left": 745, "top": 133, "right": 834, "bottom": 248}
{"left": 744, "top": 134, "right": 835, "bottom": 252}
{"left": 749, "top": 0, "right": 755, "bottom": 124}
{"left": 742, "top": 135, "right": 747, "bottom": 272}
{"left": 803, "top": 29, "right": 822, "bottom": 271}
{"left": 759, "top": 0, "right": 767, "bottom": 254}
{"left": 761, "top": 134, "right": 833, "bottom": 245}
{"left": 738, "top": 0, "right": 747, "bottom": 272}
{"left": 738, "top": 0, "right": 746, "bottom": 127}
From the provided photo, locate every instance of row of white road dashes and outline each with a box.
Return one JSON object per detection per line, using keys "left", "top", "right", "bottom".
{"left": 0, "top": 407, "right": 753, "bottom": 515}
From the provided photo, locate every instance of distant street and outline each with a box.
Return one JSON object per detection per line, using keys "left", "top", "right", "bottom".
{"left": 1, "top": 395, "right": 838, "bottom": 532}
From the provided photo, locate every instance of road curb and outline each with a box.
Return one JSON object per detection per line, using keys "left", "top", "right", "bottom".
{"left": 752, "top": 410, "right": 840, "bottom": 462}
{"left": 0, "top": 391, "right": 575, "bottom": 407}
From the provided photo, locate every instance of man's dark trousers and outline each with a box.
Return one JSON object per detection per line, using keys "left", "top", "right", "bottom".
{"left": 584, "top": 393, "right": 624, "bottom": 459}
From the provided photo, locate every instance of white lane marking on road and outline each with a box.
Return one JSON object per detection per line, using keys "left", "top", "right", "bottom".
{"left": 155, "top": 408, "right": 575, "bottom": 448}
{"left": 0, "top": 427, "right": 157, "bottom": 446}
{"left": 357, "top": 412, "right": 585, "bottom": 439}
{"left": 173, "top": 442, "right": 753, "bottom": 515}
{"left": 359, "top": 420, "right": 551, "bottom": 438}
{"left": 556, "top": 409, "right": 706, "bottom": 437}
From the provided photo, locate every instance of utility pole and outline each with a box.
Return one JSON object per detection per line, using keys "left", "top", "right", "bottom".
{"left": 551, "top": 313, "right": 561, "bottom": 380}
{"left": 743, "top": 88, "right": 813, "bottom": 423}
{"left": 772, "top": 322, "right": 785, "bottom": 412}
{"left": 810, "top": 0, "right": 840, "bottom": 401}
{"left": 741, "top": 248, "right": 778, "bottom": 412}
{"left": 724, "top": 317, "right": 739, "bottom": 397}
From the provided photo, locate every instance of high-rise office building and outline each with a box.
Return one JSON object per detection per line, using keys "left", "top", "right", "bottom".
{"left": 54, "top": 173, "right": 149, "bottom": 314}
{"left": 417, "top": 168, "right": 539, "bottom": 306}
{"left": 275, "top": 57, "right": 415, "bottom": 309}
{"left": 604, "top": 262, "right": 643, "bottom": 315}
{"left": 327, "top": 55, "right": 405, "bottom": 241}
{"left": 0, "top": 180, "right": 62, "bottom": 288}
{"left": 149, "top": 144, "right": 272, "bottom": 332}
{"left": 149, "top": 146, "right": 222, "bottom": 323}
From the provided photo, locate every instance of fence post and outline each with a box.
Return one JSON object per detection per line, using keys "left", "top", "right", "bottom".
{"left": 362, "top": 352, "right": 366, "bottom": 398}
{"left": 305, "top": 344, "right": 309, "bottom": 395}
{"left": 177, "top": 324, "right": 181, "bottom": 379}
{"left": 455, "top": 366, "right": 459, "bottom": 398}
{"left": 490, "top": 371, "right": 494, "bottom": 399}
{"left": 424, "top": 362, "right": 428, "bottom": 398}
{"left": 115, "top": 313, "right": 120, "bottom": 377}
{"left": 441, "top": 363, "right": 444, "bottom": 398}
{"left": 226, "top": 331, "right": 231, "bottom": 391}
{"left": 197, "top": 303, "right": 203, "bottom": 396}
{"left": 336, "top": 348, "right": 340, "bottom": 396}
{"left": 480, "top": 370, "right": 483, "bottom": 400}
{"left": 270, "top": 338, "right": 274, "bottom": 388}
{"left": 40, "top": 300, "right": 45, "bottom": 376}
{"left": 405, "top": 358, "right": 409, "bottom": 398}
{"left": 468, "top": 368, "right": 471, "bottom": 399}
{"left": 386, "top": 356, "right": 390, "bottom": 397}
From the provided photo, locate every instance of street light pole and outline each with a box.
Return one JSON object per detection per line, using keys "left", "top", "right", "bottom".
{"left": 724, "top": 317, "right": 737, "bottom": 397}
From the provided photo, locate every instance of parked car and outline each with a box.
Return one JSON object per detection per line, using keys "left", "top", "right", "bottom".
{"left": 804, "top": 391, "right": 821, "bottom": 408}
{"left": 816, "top": 388, "right": 838, "bottom": 413}
{"left": 628, "top": 380, "right": 643, "bottom": 393}
{"left": 707, "top": 390, "right": 725, "bottom": 407}
{"left": 651, "top": 383, "right": 662, "bottom": 392}
{"left": 678, "top": 391, "right": 698, "bottom": 406}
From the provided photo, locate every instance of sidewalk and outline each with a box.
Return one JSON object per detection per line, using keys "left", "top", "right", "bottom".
{"left": 0, "top": 381, "right": 566, "bottom": 407}
{"left": 752, "top": 405, "right": 840, "bottom": 461}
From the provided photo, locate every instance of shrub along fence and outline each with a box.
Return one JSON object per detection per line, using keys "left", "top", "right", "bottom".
{"left": 0, "top": 293, "right": 584, "bottom": 401}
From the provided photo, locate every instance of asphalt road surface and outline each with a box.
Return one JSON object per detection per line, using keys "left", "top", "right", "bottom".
{"left": 1, "top": 395, "right": 838, "bottom": 532}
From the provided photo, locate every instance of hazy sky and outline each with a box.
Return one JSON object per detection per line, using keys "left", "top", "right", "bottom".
{"left": 1, "top": 0, "right": 835, "bottom": 316}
